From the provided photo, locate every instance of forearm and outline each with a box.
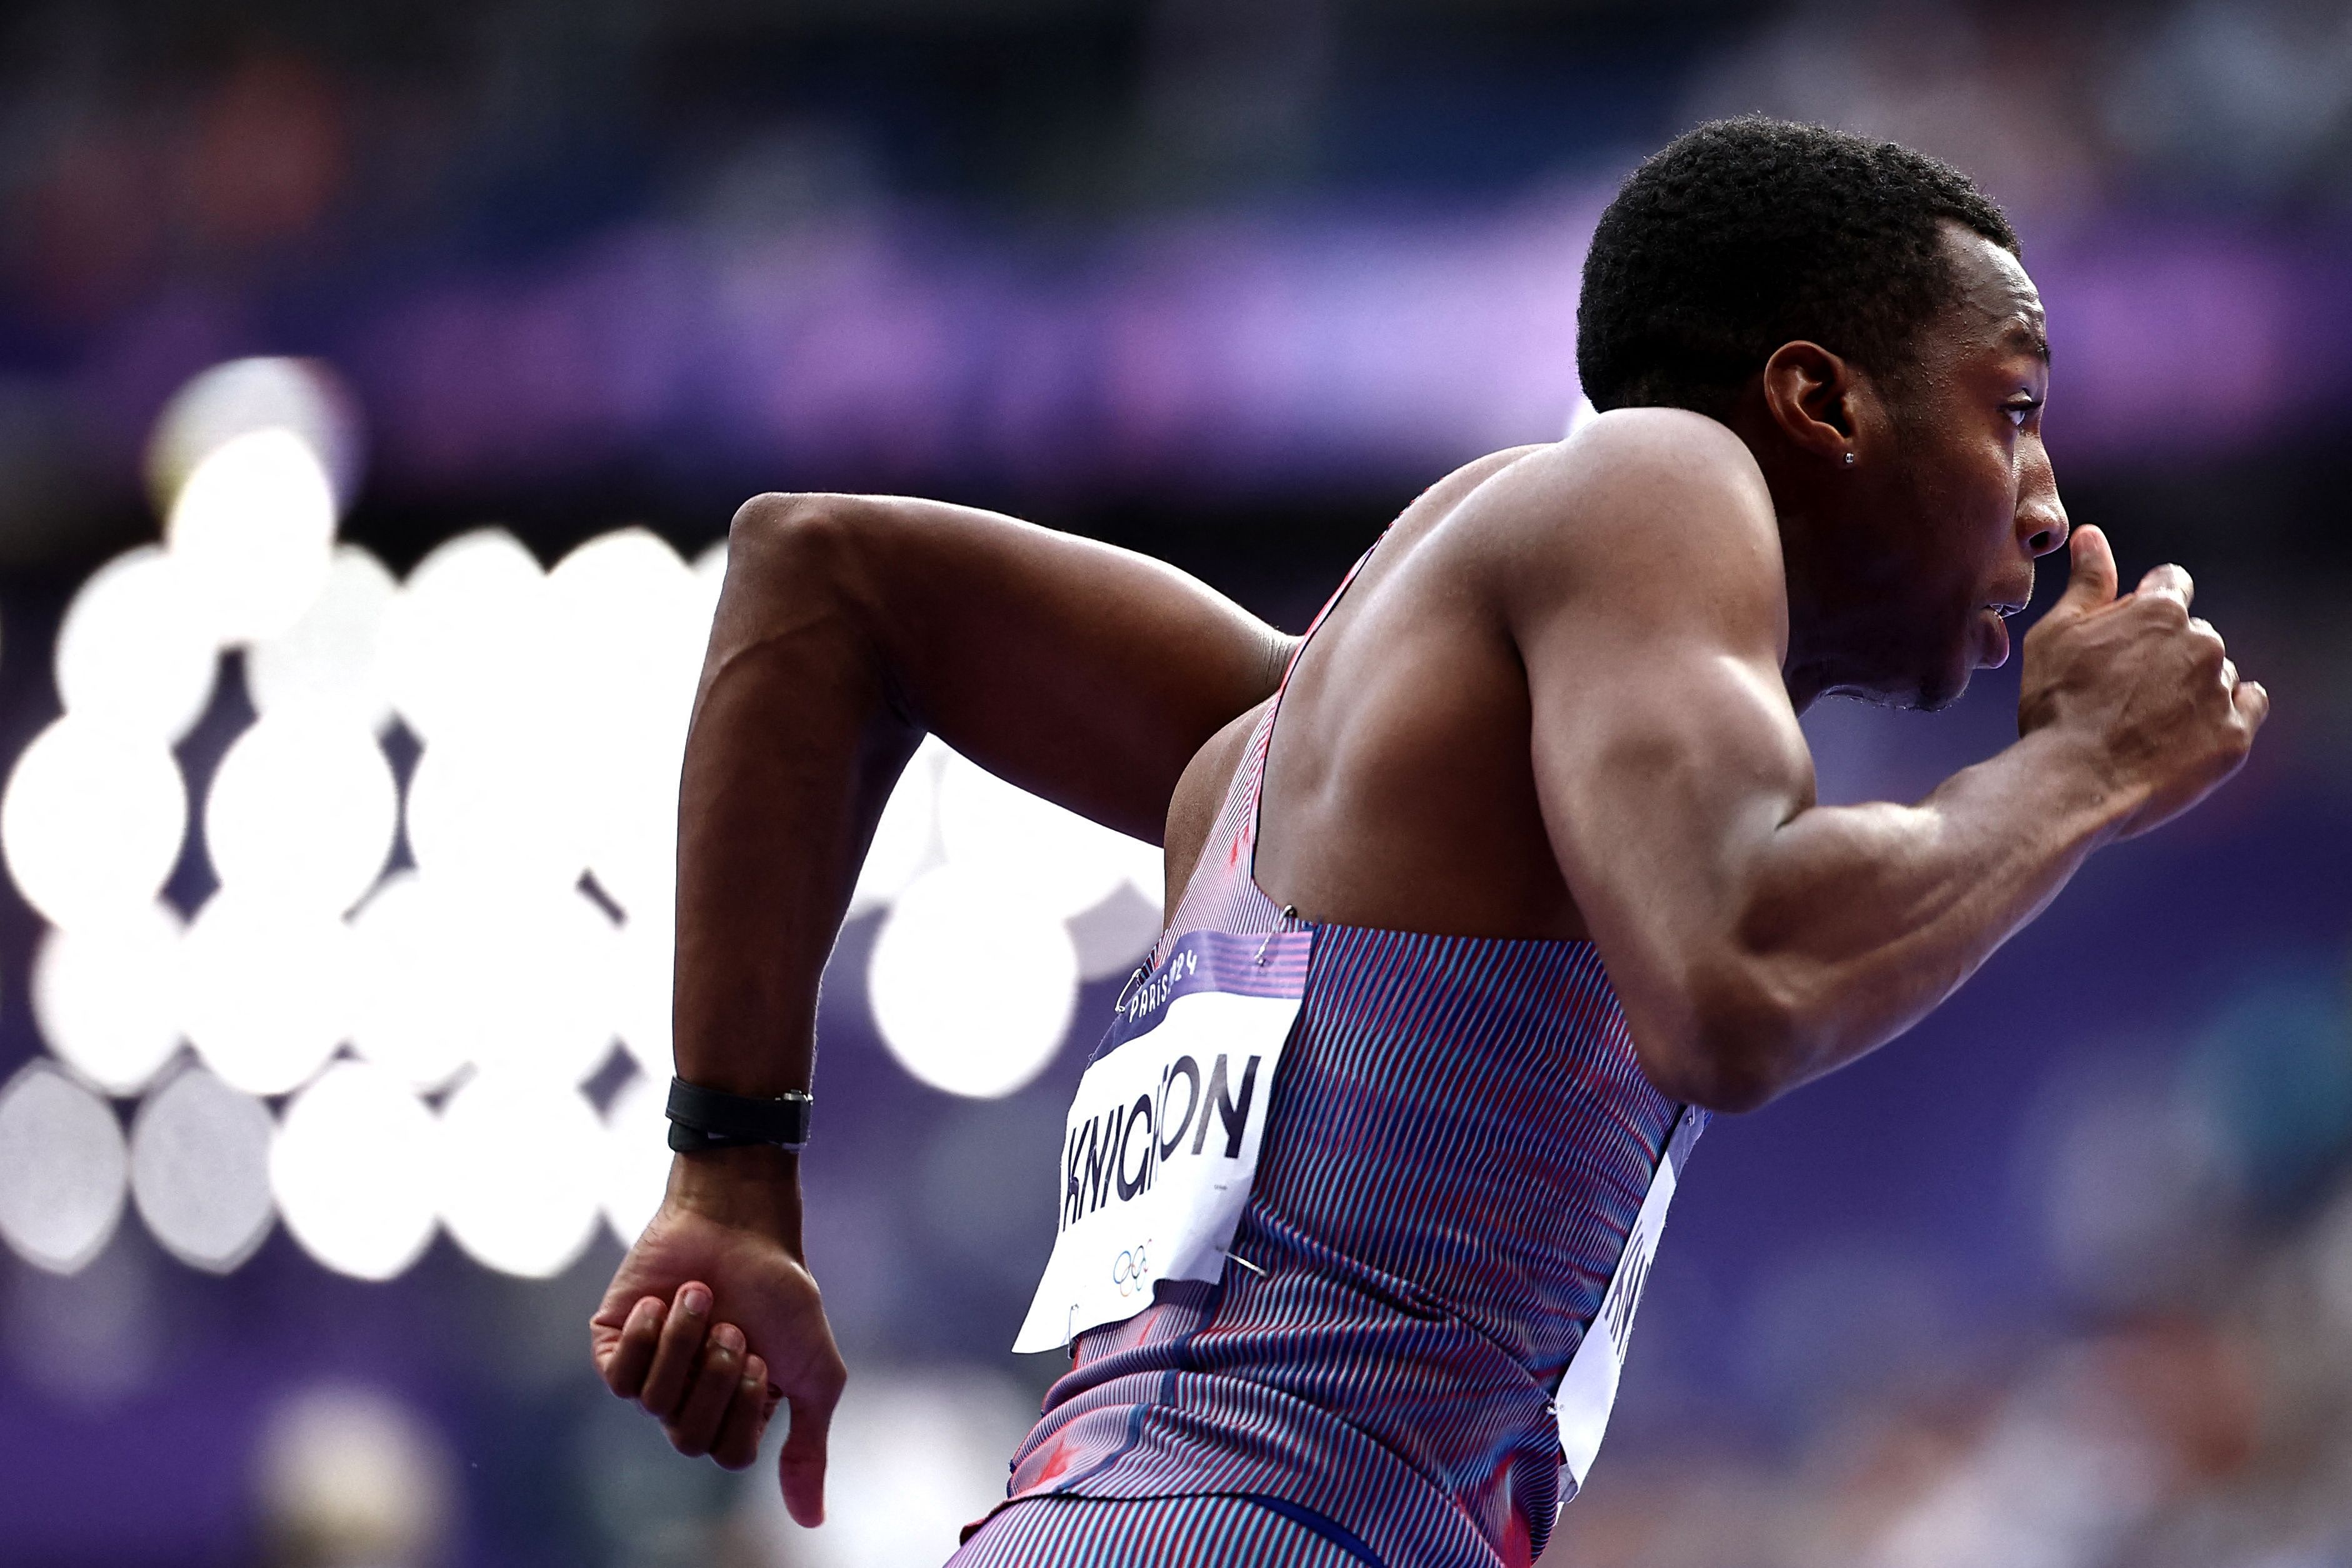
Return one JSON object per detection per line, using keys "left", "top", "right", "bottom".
{"left": 668, "top": 492, "right": 1287, "bottom": 1117}
{"left": 668, "top": 506, "right": 915, "bottom": 1126}
{"left": 1712, "top": 726, "right": 2140, "bottom": 1104}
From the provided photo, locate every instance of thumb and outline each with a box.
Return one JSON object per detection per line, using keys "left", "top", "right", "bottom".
{"left": 2049, "top": 524, "right": 2118, "bottom": 622}
{"left": 777, "top": 1387, "right": 838, "bottom": 1527}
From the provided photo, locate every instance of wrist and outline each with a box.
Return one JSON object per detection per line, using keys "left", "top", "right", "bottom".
{"left": 2014, "top": 722, "right": 2148, "bottom": 845}
{"left": 666, "top": 1144, "right": 805, "bottom": 1249}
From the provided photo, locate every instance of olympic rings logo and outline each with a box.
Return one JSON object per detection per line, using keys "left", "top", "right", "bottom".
{"left": 1111, "top": 1244, "right": 1151, "bottom": 1297}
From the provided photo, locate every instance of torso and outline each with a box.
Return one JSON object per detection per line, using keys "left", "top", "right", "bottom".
{"left": 1004, "top": 454, "right": 1706, "bottom": 1566}
{"left": 1163, "top": 444, "right": 1592, "bottom": 943}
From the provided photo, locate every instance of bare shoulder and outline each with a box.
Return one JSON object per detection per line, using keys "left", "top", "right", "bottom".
{"left": 1457, "top": 409, "right": 1783, "bottom": 635}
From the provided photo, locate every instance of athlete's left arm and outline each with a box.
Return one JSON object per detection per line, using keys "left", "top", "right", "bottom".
{"left": 1491, "top": 414, "right": 2264, "bottom": 1114}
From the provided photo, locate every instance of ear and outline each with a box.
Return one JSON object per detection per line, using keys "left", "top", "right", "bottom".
{"left": 1758, "top": 341, "right": 1865, "bottom": 465}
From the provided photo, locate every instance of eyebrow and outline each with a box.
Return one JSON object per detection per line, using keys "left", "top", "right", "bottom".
{"left": 2003, "top": 319, "right": 2051, "bottom": 364}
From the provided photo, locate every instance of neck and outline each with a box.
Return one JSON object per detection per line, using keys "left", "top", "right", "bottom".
{"left": 1719, "top": 396, "right": 1848, "bottom": 713}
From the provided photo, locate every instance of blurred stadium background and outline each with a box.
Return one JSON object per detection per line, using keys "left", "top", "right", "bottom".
{"left": 0, "top": 1, "right": 2348, "bottom": 1565}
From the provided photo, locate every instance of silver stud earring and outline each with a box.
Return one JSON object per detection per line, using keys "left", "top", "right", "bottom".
{"left": 1842, "top": 451, "right": 1856, "bottom": 467}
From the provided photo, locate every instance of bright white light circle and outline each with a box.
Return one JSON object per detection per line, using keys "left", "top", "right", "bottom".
{"left": 272, "top": 1059, "right": 438, "bottom": 1282}
{"left": 583, "top": 759, "right": 679, "bottom": 926}
{"left": 546, "top": 529, "right": 706, "bottom": 918}
{"left": 129, "top": 1065, "right": 275, "bottom": 1272}
{"left": 868, "top": 864, "right": 1077, "bottom": 1099}
{"left": 206, "top": 711, "right": 397, "bottom": 916}
{"left": 849, "top": 739, "right": 943, "bottom": 917}
{"left": 376, "top": 528, "right": 550, "bottom": 746}
{"left": 1067, "top": 879, "right": 1166, "bottom": 983}
{"left": 348, "top": 873, "right": 471, "bottom": 1091}
{"left": 611, "top": 912, "right": 672, "bottom": 1078}
{"left": 600, "top": 1070, "right": 672, "bottom": 1247}
{"left": 1, "top": 717, "right": 188, "bottom": 931}
{"left": 178, "top": 892, "right": 355, "bottom": 1096}
{"left": 936, "top": 751, "right": 1158, "bottom": 919}
{"left": 350, "top": 874, "right": 619, "bottom": 1088}
{"left": 404, "top": 731, "right": 590, "bottom": 896}
{"left": 166, "top": 426, "right": 338, "bottom": 645}
{"left": 145, "top": 356, "right": 363, "bottom": 515}
{"left": 771, "top": 1369, "right": 1039, "bottom": 1568}
{"left": 54, "top": 547, "right": 218, "bottom": 741}
{"left": 693, "top": 537, "right": 727, "bottom": 618}
{"left": 32, "top": 901, "right": 185, "bottom": 1095}
{"left": 247, "top": 544, "right": 399, "bottom": 731}
{"left": 0, "top": 1061, "right": 128, "bottom": 1274}
{"left": 436, "top": 1071, "right": 605, "bottom": 1279}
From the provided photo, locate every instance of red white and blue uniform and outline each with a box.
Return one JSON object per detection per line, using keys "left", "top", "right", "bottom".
{"left": 953, "top": 544, "right": 1707, "bottom": 1568}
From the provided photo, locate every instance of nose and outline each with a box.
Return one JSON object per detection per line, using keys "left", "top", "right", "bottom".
{"left": 2018, "top": 444, "right": 2068, "bottom": 559}
{"left": 2021, "top": 502, "right": 2068, "bottom": 558}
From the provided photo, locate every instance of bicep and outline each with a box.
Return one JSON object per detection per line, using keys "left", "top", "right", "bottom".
{"left": 723, "top": 492, "right": 1291, "bottom": 842}
{"left": 1491, "top": 432, "right": 1814, "bottom": 1074}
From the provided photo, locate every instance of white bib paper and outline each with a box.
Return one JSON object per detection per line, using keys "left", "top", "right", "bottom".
{"left": 1553, "top": 1106, "right": 1703, "bottom": 1490}
{"left": 1014, "top": 927, "right": 1311, "bottom": 1354}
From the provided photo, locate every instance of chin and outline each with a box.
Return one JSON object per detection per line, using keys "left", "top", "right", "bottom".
{"left": 1908, "top": 652, "right": 1974, "bottom": 712}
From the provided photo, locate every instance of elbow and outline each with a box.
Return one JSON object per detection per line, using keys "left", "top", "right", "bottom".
{"left": 728, "top": 490, "right": 864, "bottom": 585}
{"left": 1640, "top": 961, "right": 1814, "bottom": 1115}
{"left": 720, "top": 491, "right": 891, "bottom": 638}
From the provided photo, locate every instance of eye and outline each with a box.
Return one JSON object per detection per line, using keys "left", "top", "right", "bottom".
{"left": 2004, "top": 397, "right": 2043, "bottom": 430}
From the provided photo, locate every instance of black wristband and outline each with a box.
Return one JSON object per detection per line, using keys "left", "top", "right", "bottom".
{"left": 664, "top": 1077, "right": 813, "bottom": 1153}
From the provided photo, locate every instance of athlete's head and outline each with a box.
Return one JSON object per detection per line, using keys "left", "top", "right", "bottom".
{"left": 1578, "top": 117, "right": 2067, "bottom": 710}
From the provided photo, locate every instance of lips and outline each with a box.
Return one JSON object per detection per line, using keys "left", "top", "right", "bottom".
{"left": 1978, "top": 604, "right": 2013, "bottom": 668}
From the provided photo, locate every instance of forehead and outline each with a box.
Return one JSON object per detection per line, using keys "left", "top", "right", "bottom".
{"left": 1929, "top": 222, "right": 2047, "bottom": 365}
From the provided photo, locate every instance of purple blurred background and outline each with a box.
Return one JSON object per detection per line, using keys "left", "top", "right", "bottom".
{"left": 1, "top": 3, "right": 2349, "bottom": 1567}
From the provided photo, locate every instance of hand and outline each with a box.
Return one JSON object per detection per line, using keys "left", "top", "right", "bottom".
{"left": 2018, "top": 525, "right": 2269, "bottom": 839}
{"left": 588, "top": 1149, "right": 846, "bottom": 1526}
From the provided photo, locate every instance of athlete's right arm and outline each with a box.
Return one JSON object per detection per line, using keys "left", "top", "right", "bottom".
{"left": 1496, "top": 415, "right": 2266, "bottom": 1116}
{"left": 589, "top": 493, "right": 1290, "bottom": 1522}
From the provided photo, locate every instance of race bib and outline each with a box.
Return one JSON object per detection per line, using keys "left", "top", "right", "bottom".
{"left": 1553, "top": 1106, "right": 1705, "bottom": 1492}
{"left": 1013, "top": 927, "right": 1311, "bottom": 1354}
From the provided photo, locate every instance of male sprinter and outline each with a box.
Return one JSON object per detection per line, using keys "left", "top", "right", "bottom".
{"left": 588, "top": 119, "right": 2265, "bottom": 1566}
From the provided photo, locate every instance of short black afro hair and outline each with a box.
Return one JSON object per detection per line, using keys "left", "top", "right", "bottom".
{"left": 1576, "top": 117, "right": 2018, "bottom": 420}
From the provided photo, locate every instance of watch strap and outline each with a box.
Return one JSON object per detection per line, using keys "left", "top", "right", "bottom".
{"left": 664, "top": 1077, "right": 812, "bottom": 1152}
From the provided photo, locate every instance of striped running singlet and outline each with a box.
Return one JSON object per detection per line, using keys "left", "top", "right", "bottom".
{"left": 981, "top": 537, "right": 1708, "bottom": 1568}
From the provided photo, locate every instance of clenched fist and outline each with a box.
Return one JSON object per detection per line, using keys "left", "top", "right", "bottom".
{"left": 589, "top": 1150, "right": 846, "bottom": 1526}
{"left": 2019, "top": 524, "right": 2269, "bottom": 839}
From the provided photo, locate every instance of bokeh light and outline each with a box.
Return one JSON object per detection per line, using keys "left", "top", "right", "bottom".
{"left": 178, "top": 892, "right": 355, "bottom": 1097}
{"left": 1, "top": 716, "right": 188, "bottom": 931}
{"left": 31, "top": 901, "right": 186, "bottom": 1096}
{"left": 849, "top": 737, "right": 944, "bottom": 917}
{"left": 144, "top": 356, "right": 364, "bottom": 516}
{"left": 375, "top": 527, "right": 550, "bottom": 747}
{"left": 404, "top": 733, "right": 590, "bottom": 897}
{"left": 599, "top": 1069, "right": 671, "bottom": 1247}
{"left": 738, "top": 1369, "right": 1038, "bottom": 1568}
{"left": 936, "top": 749, "right": 1159, "bottom": 920}
{"left": 346, "top": 872, "right": 473, "bottom": 1092}
{"left": 246, "top": 543, "right": 400, "bottom": 731}
{"left": 271, "top": 1060, "right": 439, "bottom": 1282}
{"left": 0, "top": 1061, "right": 128, "bottom": 1275}
{"left": 128, "top": 1064, "right": 276, "bottom": 1273}
{"left": 611, "top": 912, "right": 673, "bottom": 1078}
{"left": 52, "top": 546, "right": 218, "bottom": 741}
{"left": 253, "top": 1384, "right": 458, "bottom": 1568}
{"left": 547, "top": 527, "right": 705, "bottom": 909}
{"left": 349, "top": 872, "right": 619, "bottom": 1088}
{"left": 436, "top": 1071, "right": 605, "bottom": 1279}
{"left": 868, "top": 863, "right": 1077, "bottom": 1099}
{"left": 204, "top": 709, "right": 398, "bottom": 916}
{"left": 163, "top": 426, "right": 338, "bottom": 646}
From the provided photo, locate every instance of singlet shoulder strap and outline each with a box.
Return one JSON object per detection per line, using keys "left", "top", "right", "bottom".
{"left": 1245, "top": 526, "right": 1392, "bottom": 867}
{"left": 1146, "top": 527, "right": 1393, "bottom": 967}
